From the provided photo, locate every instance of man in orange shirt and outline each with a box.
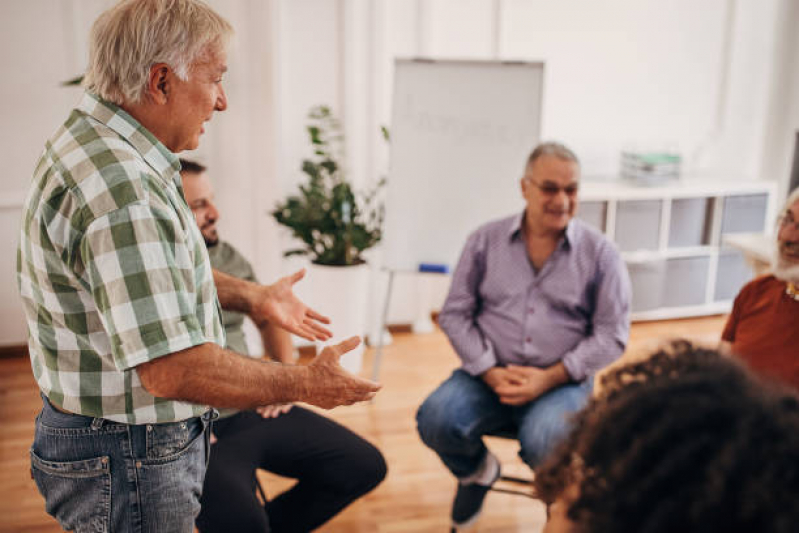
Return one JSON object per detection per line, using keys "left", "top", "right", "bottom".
{"left": 721, "top": 187, "right": 799, "bottom": 391}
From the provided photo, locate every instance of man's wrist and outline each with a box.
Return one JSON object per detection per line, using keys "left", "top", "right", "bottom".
{"left": 545, "top": 362, "right": 570, "bottom": 389}
{"left": 290, "top": 363, "right": 312, "bottom": 403}
{"left": 213, "top": 268, "right": 260, "bottom": 316}
{"left": 244, "top": 283, "right": 264, "bottom": 317}
{"left": 253, "top": 359, "right": 307, "bottom": 405}
{"left": 245, "top": 283, "right": 273, "bottom": 324}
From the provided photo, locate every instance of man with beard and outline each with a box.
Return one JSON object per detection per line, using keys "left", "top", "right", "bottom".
{"left": 721, "top": 187, "right": 799, "bottom": 392}
{"left": 180, "top": 159, "right": 387, "bottom": 533}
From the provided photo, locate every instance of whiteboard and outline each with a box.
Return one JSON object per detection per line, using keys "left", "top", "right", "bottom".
{"left": 382, "top": 59, "right": 544, "bottom": 271}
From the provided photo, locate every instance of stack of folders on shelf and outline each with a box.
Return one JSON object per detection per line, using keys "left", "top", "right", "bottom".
{"left": 621, "top": 151, "right": 681, "bottom": 186}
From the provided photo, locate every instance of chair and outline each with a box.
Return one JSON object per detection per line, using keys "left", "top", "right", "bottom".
{"left": 484, "top": 425, "right": 537, "bottom": 499}
{"left": 448, "top": 427, "right": 540, "bottom": 532}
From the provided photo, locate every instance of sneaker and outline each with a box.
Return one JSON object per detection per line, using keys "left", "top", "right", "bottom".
{"left": 451, "top": 452, "right": 501, "bottom": 530}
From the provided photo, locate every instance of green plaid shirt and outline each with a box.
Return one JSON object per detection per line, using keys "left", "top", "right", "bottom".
{"left": 17, "top": 92, "right": 225, "bottom": 424}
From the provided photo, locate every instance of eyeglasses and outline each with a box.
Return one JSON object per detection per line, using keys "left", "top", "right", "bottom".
{"left": 528, "top": 180, "right": 579, "bottom": 198}
{"left": 779, "top": 212, "right": 799, "bottom": 231}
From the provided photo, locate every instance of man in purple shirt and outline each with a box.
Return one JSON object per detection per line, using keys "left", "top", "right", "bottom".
{"left": 416, "top": 142, "right": 631, "bottom": 530}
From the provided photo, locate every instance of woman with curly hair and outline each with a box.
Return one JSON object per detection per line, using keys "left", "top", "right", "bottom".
{"left": 535, "top": 341, "right": 799, "bottom": 533}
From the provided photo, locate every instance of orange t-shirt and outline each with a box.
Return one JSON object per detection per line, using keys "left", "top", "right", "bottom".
{"left": 722, "top": 275, "right": 799, "bottom": 392}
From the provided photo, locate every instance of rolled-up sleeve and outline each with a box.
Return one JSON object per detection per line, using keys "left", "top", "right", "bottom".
{"left": 561, "top": 242, "right": 631, "bottom": 381}
{"left": 80, "top": 202, "right": 211, "bottom": 371}
{"left": 438, "top": 231, "right": 498, "bottom": 376}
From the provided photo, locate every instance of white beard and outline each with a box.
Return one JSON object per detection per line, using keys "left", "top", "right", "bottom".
{"left": 772, "top": 246, "right": 799, "bottom": 284}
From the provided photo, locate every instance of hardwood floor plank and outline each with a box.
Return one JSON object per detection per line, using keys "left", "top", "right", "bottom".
{"left": 0, "top": 316, "right": 726, "bottom": 532}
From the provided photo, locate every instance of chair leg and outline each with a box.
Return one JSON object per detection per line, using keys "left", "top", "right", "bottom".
{"left": 488, "top": 473, "right": 537, "bottom": 499}
{"left": 499, "top": 473, "right": 534, "bottom": 485}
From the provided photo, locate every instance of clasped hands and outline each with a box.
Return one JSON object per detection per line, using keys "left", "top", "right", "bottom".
{"left": 481, "top": 365, "right": 562, "bottom": 405}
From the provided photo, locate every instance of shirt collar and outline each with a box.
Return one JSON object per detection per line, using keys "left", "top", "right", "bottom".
{"left": 509, "top": 209, "right": 577, "bottom": 250}
{"left": 77, "top": 92, "right": 182, "bottom": 187}
{"left": 508, "top": 211, "right": 526, "bottom": 240}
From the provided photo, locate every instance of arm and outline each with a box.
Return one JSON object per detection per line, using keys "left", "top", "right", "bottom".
{"left": 215, "top": 253, "right": 296, "bottom": 417}
{"left": 560, "top": 244, "right": 632, "bottom": 382}
{"left": 255, "top": 321, "right": 296, "bottom": 417}
{"left": 137, "top": 336, "right": 379, "bottom": 410}
{"left": 213, "top": 268, "right": 332, "bottom": 342}
{"left": 259, "top": 320, "right": 295, "bottom": 364}
{"left": 437, "top": 231, "right": 498, "bottom": 376}
{"left": 720, "top": 288, "right": 743, "bottom": 352}
{"left": 78, "top": 206, "right": 370, "bottom": 410}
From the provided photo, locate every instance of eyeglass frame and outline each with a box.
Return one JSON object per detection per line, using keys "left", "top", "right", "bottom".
{"left": 525, "top": 178, "right": 580, "bottom": 198}
{"left": 778, "top": 210, "right": 799, "bottom": 231}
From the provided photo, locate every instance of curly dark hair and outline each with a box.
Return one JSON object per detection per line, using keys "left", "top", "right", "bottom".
{"left": 534, "top": 340, "right": 799, "bottom": 533}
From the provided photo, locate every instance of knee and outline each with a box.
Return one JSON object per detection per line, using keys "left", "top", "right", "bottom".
{"left": 518, "top": 440, "right": 545, "bottom": 470}
{"left": 361, "top": 444, "right": 388, "bottom": 492}
{"left": 337, "top": 442, "right": 387, "bottom": 497}
{"left": 518, "top": 417, "right": 572, "bottom": 469}
{"left": 416, "top": 393, "right": 454, "bottom": 447}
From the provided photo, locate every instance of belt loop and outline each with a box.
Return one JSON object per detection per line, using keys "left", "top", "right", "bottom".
{"left": 90, "top": 417, "right": 104, "bottom": 430}
{"left": 203, "top": 408, "right": 219, "bottom": 422}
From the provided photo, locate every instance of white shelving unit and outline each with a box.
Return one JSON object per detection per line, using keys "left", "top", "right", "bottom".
{"left": 578, "top": 178, "right": 777, "bottom": 321}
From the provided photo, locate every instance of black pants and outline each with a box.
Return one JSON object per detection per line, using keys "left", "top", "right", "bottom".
{"left": 195, "top": 407, "right": 386, "bottom": 533}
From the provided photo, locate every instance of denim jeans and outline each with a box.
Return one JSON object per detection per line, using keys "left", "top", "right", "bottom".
{"left": 416, "top": 369, "right": 592, "bottom": 477}
{"left": 30, "top": 395, "right": 213, "bottom": 533}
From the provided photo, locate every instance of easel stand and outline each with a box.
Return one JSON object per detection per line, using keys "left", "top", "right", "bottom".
{"left": 371, "top": 269, "right": 396, "bottom": 382}
{"left": 370, "top": 268, "right": 448, "bottom": 382}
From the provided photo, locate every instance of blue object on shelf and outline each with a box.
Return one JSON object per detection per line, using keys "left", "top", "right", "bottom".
{"left": 418, "top": 263, "right": 449, "bottom": 274}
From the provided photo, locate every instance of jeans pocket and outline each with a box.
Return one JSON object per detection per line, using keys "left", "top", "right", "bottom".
{"left": 146, "top": 417, "right": 205, "bottom": 461}
{"left": 30, "top": 449, "right": 111, "bottom": 533}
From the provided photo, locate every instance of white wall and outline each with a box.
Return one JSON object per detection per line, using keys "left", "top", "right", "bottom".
{"left": 2, "top": 0, "right": 798, "bottom": 345}
{"left": 0, "top": 0, "right": 111, "bottom": 346}
{"left": 760, "top": 0, "right": 799, "bottom": 200}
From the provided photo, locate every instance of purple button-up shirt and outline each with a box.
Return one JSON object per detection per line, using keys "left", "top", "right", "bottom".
{"left": 438, "top": 213, "right": 631, "bottom": 382}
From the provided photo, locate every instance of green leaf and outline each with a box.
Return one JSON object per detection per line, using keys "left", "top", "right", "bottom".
{"left": 272, "top": 104, "right": 387, "bottom": 265}
{"left": 283, "top": 249, "right": 309, "bottom": 257}
{"left": 61, "top": 74, "right": 84, "bottom": 87}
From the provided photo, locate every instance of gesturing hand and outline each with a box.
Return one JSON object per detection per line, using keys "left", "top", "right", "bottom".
{"left": 252, "top": 269, "right": 332, "bottom": 341}
{"left": 304, "top": 337, "right": 382, "bottom": 409}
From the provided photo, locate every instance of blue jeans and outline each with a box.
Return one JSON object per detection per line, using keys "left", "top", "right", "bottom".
{"left": 30, "top": 395, "right": 212, "bottom": 533}
{"left": 416, "top": 369, "right": 592, "bottom": 477}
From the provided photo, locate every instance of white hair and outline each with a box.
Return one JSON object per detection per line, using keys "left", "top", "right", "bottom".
{"left": 83, "top": 0, "right": 233, "bottom": 105}
{"left": 782, "top": 187, "right": 799, "bottom": 215}
{"left": 772, "top": 187, "right": 799, "bottom": 283}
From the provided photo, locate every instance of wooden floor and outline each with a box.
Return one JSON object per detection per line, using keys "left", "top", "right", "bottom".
{"left": 0, "top": 316, "right": 727, "bottom": 532}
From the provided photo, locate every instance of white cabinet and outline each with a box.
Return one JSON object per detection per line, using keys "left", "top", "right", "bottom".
{"left": 578, "top": 179, "right": 777, "bottom": 321}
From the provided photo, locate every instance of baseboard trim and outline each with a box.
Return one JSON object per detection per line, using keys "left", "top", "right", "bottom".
{"left": 0, "top": 344, "right": 27, "bottom": 359}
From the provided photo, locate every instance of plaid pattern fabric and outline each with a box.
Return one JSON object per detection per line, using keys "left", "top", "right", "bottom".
{"left": 17, "top": 92, "right": 225, "bottom": 424}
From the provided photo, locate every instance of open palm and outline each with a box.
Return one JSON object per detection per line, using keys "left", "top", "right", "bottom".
{"left": 254, "top": 269, "right": 332, "bottom": 341}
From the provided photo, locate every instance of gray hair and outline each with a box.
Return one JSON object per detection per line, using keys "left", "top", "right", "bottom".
{"left": 83, "top": 0, "right": 233, "bottom": 105}
{"left": 526, "top": 142, "right": 580, "bottom": 169}
{"left": 780, "top": 187, "right": 799, "bottom": 218}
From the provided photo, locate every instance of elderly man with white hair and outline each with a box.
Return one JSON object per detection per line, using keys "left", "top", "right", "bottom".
{"left": 721, "top": 187, "right": 799, "bottom": 392}
{"left": 17, "top": 1, "right": 378, "bottom": 531}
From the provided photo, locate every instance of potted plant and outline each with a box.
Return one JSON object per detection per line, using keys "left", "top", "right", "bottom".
{"left": 272, "top": 105, "right": 386, "bottom": 372}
